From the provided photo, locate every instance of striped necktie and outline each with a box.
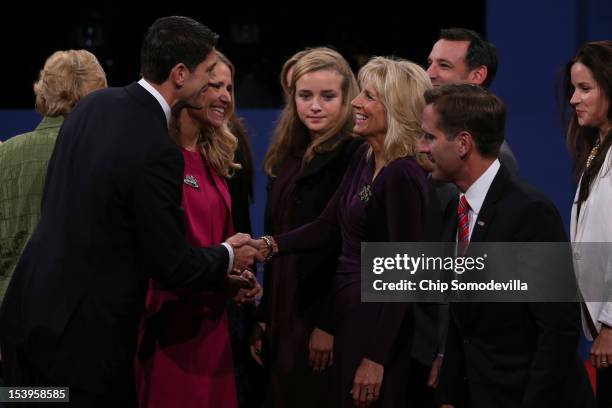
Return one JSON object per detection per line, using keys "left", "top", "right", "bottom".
{"left": 457, "top": 195, "right": 470, "bottom": 254}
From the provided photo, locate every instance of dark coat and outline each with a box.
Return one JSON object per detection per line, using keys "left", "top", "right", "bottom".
{"left": 0, "top": 83, "right": 229, "bottom": 397}
{"left": 437, "top": 165, "right": 596, "bottom": 408}
{"left": 259, "top": 137, "right": 363, "bottom": 332}
{"left": 257, "top": 137, "right": 362, "bottom": 408}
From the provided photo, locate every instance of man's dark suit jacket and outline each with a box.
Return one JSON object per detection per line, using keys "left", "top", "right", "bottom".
{"left": 411, "top": 143, "right": 517, "bottom": 368}
{"left": 437, "top": 165, "right": 595, "bottom": 408}
{"left": 0, "top": 83, "right": 230, "bottom": 397}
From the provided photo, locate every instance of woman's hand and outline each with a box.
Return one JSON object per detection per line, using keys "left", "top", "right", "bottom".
{"left": 351, "top": 357, "right": 383, "bottom": 407}
{"left": 249, "top": 322, "right": 266, "bottom": 366}
{"left": 254, "top": 235, "right": 278, "bottom": 262}
{"left": 309, "top": 328, "right": 334, "bottom": 372}
{"left": 428, "top": 353, "right": 443, "bottom": 388}
{"left": 592, "top": 324, "right": 612, "bottom": 369}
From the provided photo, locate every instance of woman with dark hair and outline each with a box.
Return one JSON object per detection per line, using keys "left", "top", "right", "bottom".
{"left": 566, "top": 40, "right": 612, "bottom": 408}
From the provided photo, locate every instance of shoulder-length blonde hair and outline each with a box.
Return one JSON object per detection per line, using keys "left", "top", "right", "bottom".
{"left": 34, "top": 49, "right": 107, "bottom": 117}
{"left": 357, "top": 56, "right": 432, "bottom": 165}
{"left": 264, "top": 47, "right": 358, "bottom": 176}
{"left": 171, "top": 51, "right": 240, "bottom": 178}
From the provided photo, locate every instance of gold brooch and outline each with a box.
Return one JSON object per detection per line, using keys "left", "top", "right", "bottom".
{"left": 586, "top": 140, "right": 601, "bottom": 170}
{"left": 358, "top": 184, "right": 372, "bottom": 202}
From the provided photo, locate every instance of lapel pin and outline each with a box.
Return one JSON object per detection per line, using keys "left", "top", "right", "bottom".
{"left": 358, "top": 184, "right": 372, "bottom": 203}
{"left": 477, "top": 220, "right": 485, "bottom": 227}
{"left": 184, "top": 175, "right": 200, "bottom": 191}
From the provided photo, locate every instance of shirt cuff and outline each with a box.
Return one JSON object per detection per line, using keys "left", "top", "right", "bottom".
{"left": 221, "top": 242, "right": 234, "bottom": 274}
{"left": 598, "top": 303, "right": 612, "bottom": 328}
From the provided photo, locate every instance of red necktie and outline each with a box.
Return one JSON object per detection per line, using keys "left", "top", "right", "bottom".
{"left": 457, "top": 195, "right": 470, "bottom": 253}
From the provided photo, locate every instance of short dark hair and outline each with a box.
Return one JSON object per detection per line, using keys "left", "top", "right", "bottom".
{"left": 425, "top": 83, "right": 506, "bottom": 157}
{"left": 140, "top": 16, "right": 219, "bottom": 84}
{"left": 439, "top": 28, "right": 498, "bottom": 89}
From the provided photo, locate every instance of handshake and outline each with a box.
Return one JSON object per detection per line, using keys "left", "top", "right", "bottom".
{"left": 223, "top": 233, "right": 278, "bottom": 299}
{"left": 225, "top": 232, "right": 278, "bottom": 271}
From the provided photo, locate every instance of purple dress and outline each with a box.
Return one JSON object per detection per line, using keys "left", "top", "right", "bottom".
{"left": 276, "top": 144, "right": 429, "bottom": 407}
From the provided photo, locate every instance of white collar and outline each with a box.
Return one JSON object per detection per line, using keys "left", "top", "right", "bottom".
{"left": 138, "top": 78, "right": 171, "bottom": 127}
{"left": 461, "top": 159, "right": 501, "bottom": 215}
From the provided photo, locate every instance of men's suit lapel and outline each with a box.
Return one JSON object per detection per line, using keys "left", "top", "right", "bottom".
{"left": 442, "top": 165, "right": 511, "bottom": 328}
{"left": 442, "top": 195, "right": 459, "bottom": 243}
{"left": 124, "top": 82, "right": 168, "bottom": 130}
{"left": 466, "top": 165, "right": 510, "bottom": 324}
{"left": 469, "top": 165, "right": 510, "bottom": 244}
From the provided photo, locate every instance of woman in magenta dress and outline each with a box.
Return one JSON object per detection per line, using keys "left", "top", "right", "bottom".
{"left": 135, "top": 51, "right": 259, "bottom": 408}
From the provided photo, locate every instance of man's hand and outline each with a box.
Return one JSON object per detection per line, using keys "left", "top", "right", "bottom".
{"left": 225, "top": 233, "right": 265, "bottom": 271}
{"left": 226, "top": 232, "right": 254, "bottom": 248}
{"left": 249, "top": 322, "right": 266, "bottom": 366}
{"left": 232, "top": 244, "right": 264, "bottom": 271}
{"left": 309, "top": 328, "right": 334, "bottom": 372}
{"left": 428, "top": 353, "right": 443, "bottom": 388}
{"left": 591, "top": 324, "right": 612, "bottom": 369}
{"left": 232, "top": 270, "right": 262, "bottom": 305}
{"left": 351, "top": 357, "right": 383, "bottom": 407}
{"left": 226, "top": 270, "right": 253, "bottom": 290}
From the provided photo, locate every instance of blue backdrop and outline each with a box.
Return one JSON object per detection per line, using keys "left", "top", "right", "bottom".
{"left": 487, "top": 0, "right": 612, "bottom": 372}
{"left": 1, "top": 0, "right": 611, "bottom": 379}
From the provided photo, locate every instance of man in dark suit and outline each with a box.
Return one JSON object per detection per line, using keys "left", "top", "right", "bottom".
{"left": 0, "top": 16, "right": 261, "bottom": 406}
{"left": 411, "top": 31, "right": 521, "bottom": 405}
{"left": 419, "top": 83, "right": 595, "bottom": 408}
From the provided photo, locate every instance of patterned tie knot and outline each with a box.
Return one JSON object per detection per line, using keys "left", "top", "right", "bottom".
{"left": 458, "top": 195, "right": 470, "bottom": 217}
{"left": 457, "top": 195, "right": 470, "bottom": 245}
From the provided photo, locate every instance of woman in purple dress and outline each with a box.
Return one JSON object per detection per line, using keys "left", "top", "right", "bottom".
{"left": 253, "top": 57, "right": 432, "bottom": 407}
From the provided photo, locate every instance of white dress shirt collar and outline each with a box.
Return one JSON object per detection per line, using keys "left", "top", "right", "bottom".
{"left": 459, "top": 159, "right": 501, "bottom": 239}
{"left": 138, "top": 78, "right": 171, "bottom": 127}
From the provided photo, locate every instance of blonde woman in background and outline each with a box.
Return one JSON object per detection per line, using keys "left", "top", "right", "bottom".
{"left": 0, "top": 49, "right": 106, "bottom": 302}
{"left": 253, "top": 57, "right": 432, "bottom": 407}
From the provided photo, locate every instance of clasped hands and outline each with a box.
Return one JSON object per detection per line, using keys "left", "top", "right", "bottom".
{"left": 223, "top": 233, "right": 274, "bottom": 303}
{"left": 225, "top": 233, "right": 276, "bottom": 271}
